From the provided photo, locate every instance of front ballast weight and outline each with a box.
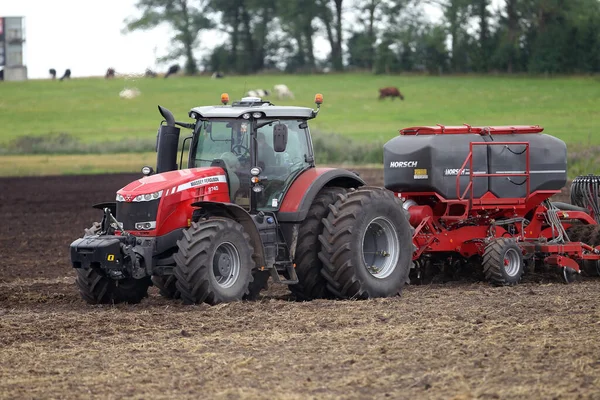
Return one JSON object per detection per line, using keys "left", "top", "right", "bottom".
{"left": 70, "top": 208, "right": 154, "bottom": 304}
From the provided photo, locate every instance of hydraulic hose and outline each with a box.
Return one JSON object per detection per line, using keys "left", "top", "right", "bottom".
{"left": 570, "top": 175, "right": 600, "bottom": 223}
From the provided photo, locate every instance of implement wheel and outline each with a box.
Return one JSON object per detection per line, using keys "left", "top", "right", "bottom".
{"left": 482, "top": 238, "right": 524, "bottom": 286}
{"left": 318, "top": 187, "right": 413, "bottom": 299}
{"left": 290, "top": 186, "right": 347, "bottom": 301}
{"left": 566, "top": 225, "right": 600, "bottom": 277}
{"left": 174, "top": 218, "right": 254, "bottom": 305}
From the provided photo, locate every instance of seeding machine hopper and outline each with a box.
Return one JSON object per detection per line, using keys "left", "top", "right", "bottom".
{"left": 384, "top": 124, "right": 600, "bottom": 284}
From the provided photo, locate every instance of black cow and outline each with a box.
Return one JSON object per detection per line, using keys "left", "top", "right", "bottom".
{"left": 164, "top": 64, "right": 180, "bottom": 79}
{"left": 49, "top": 69, "right": 56, "bottom": 80}
{"left": 59, "top": 69, "right": 71, "bottom": 81}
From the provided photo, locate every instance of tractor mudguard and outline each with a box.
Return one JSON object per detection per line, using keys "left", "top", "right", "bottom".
{"left": 190, "top": 201, "right": 266, "bottom": 268}
{"left": 278, "top": 168, "right": 365, "bottom": 222}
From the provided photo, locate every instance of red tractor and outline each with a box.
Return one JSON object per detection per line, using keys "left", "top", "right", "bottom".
{"left": 379, "top": 124, "right": 600, "bottom": 285}
{"left": 70, "top": 94, "right": 415, "bottom": 304}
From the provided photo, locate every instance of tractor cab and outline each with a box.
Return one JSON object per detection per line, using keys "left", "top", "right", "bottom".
{"left": 186, "top": 94, "right": 319, "bottom": 211}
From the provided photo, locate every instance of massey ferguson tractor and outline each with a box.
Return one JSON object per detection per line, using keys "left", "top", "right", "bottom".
{"left": 70, "top": 94, "right": 415, "bottom": 304}
{"left": 380, "top": 124, "right": 600, "bottom": 286}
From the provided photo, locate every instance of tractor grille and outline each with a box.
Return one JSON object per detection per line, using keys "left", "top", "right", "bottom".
{"left": 116, "top": 199, "right": 160, "bottom": 230}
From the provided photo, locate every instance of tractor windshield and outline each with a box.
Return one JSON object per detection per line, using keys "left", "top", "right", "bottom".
{"left": 191, "top": 118, "right": 312, "bottom": 210}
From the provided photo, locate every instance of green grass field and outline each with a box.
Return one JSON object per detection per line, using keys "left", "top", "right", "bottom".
{"left": 0, "top": 73, "right": 599, "bottom": 175}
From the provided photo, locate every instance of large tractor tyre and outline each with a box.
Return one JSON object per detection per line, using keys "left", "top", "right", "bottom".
{"left": 174, "top": 218, "right": 255, "bottom": 305}
{"left": 152, "top": 275, "right": 179, "bottom": 299}
{"left": 482, "top": 238, "right": 524, "bottom": 286}
{"left": 76, "top": 268, "right": 151, "bottom": 304}
{"left": 566, "top": 225, "right": 600, "bottom": 277}
{"left": 290, "top": 186, "right": 348, "bottom": 301}
{"left": 318, "top": 187, "right": 414, "bottom": 299}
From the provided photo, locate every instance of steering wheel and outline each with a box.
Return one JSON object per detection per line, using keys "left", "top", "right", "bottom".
{"left": 231, "top": 144, "right": 250, "bottom": 157}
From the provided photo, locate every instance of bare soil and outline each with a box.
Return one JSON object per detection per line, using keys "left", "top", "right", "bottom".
{"left": 0, "top": 171, "right": 598, "bottom": 400}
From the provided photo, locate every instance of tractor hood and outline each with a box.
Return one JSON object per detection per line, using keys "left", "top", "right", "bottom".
{"left": 116, "top": 167, "right": 227, "bottom": 201}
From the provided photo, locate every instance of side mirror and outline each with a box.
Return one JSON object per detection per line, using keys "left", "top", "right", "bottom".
{"left": 273, "top": 123, "right": 288, "bottom": 152}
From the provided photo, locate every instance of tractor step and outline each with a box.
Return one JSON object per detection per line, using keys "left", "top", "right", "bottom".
{"left": 269, "top": 262, "right": 299, "bottom": 285}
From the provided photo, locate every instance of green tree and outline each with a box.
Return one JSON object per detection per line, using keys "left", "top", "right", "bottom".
{"left": 124, "top": 0, "right": 213, "bottom": 75}
{"left": 209, "top": 0, "right": 277, "bottom": 73}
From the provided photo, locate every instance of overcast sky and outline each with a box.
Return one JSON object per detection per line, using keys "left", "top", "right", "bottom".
{"left": 1, "top": 0, "right": 503, "bottom": 80}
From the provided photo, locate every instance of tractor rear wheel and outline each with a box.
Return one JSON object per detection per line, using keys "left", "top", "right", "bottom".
{"left": 76, "top": 268, "right": 150, "bottom": 304}
{"left": 174, "top": 218, "right": 255, "bottom": 305}
{"left": 152, "top": 275, "right": 179, "bottom": 299}
{"left": 290, "top": 186, "right": 347, "bottom": 301}
{"left": 566, "top": 225, "right": 600, "bottom": 276}
{"left": 318, "top": 187, "right": 413, "bottom": 299}
{"left": 482, "top": 238, "right": 524, "bottom": 286}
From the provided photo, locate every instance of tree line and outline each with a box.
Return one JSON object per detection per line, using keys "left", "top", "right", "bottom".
{"left": 126, "top": 0, "right": 600, "bottom": 75}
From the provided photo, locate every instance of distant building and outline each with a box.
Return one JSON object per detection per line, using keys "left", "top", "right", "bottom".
{"left": 0, "top": 16, "right": 27, "bottom": 81}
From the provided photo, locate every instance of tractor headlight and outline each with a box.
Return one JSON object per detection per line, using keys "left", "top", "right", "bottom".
{"left": 252, "top": 185, "right": 263, "bottom": 193}
{"left": 116, "top": 193, "right": 125, "bottom": 202}
{"left": 252, "top": 112, "right": 262, "bottom": 118}
{"left": 135, "top": 221, "right": 156, "bottom": 230}
{"left": 131, "top": 191, "right": 163, "bottom": 202}
{"left": 242, "top": 113, "right": 250, "bottom": 119}
{"left": 250, "top": 167, "right": 261, "bottom": 176}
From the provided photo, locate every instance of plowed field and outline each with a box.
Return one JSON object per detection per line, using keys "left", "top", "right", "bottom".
{"left": 0, "top": 171, "right": 598, "bottom": 399}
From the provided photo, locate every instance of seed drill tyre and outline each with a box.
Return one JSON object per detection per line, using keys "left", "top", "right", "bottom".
{"left": 75, "top": 222, "right": 151, "bottom": 304}
{"left": 566, "top": 225, "right": 600, "bottom": 276}
{"left": 152, "top": 275, "right": 179, "bottom": 299}
{"left": 318, "top": 187, "right": 414, "bottom": 299}
{"left": 174, "top": 218, "right": 254, "bottom": 305}
{"left": 482, "top": 238, "right": 524, "bottom": 286}
{"left": 289, "top": 186, "right": 347, "bottom": 301}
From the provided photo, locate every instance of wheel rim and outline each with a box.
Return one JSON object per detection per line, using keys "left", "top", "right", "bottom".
{"left": 503, "top": 248, "right": 521, "bottom": 277}
{"left": 361, "top": 216, "right": 400, "bottom": 279}
{"left": 212, "top": 242, "right": 241, "bottom": 288}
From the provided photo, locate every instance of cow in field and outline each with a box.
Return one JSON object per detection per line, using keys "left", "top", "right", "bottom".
{"left": 49, "top": 69, "right": 56, "bottom": 80}
{"left": 273, "top": 84, "right": 294, "bottom": 100}
{"left": 211, "top": 71, "right": 225, "bottom": 79}
{"left": 246, "top": 89, "right": 270, "bottom": 98}
{"left": 379, "top": 87, "right": 404, "bottom": 100}
{"left": 105, "top": 68, "right": 116, "bottom": 79}
{"left": 164, "top": 64, "right": 180, "bottom": 79}
{"left": 59, "top": 69, "right": 71, "bottom": 81}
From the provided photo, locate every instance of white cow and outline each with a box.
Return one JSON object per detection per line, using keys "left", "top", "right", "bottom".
{"left": 246, "top": 89, "right": 271, "bottom": 98}
{"left": 273, "top": 84, "right": 294, "bottom": 100}
{"left": 119, "top": 87, "right": 141, "bottom": 99}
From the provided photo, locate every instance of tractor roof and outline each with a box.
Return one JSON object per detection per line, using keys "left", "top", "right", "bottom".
{"left": 189, "top": 97, "right": 316, "bottom": 120}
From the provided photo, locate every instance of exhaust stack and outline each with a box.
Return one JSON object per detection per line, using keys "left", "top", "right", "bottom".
{"left": 156, "top": 105, "right": 180, "bottom": 173}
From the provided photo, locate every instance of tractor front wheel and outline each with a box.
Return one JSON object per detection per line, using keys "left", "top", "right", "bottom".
{"left": 174, "top": 218, "right": 255, "bottom": 305}
{"left": 152, "top": 275, "right": 179, "bottom": 299}
{"left": 318, "top": 187, "right": 413, "bottom": 299}
{"left": 76, "top": 268, "right": 150, "bottom": 304}
{"left": 482, "top": 238, "right": 524, "bottom": 286}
